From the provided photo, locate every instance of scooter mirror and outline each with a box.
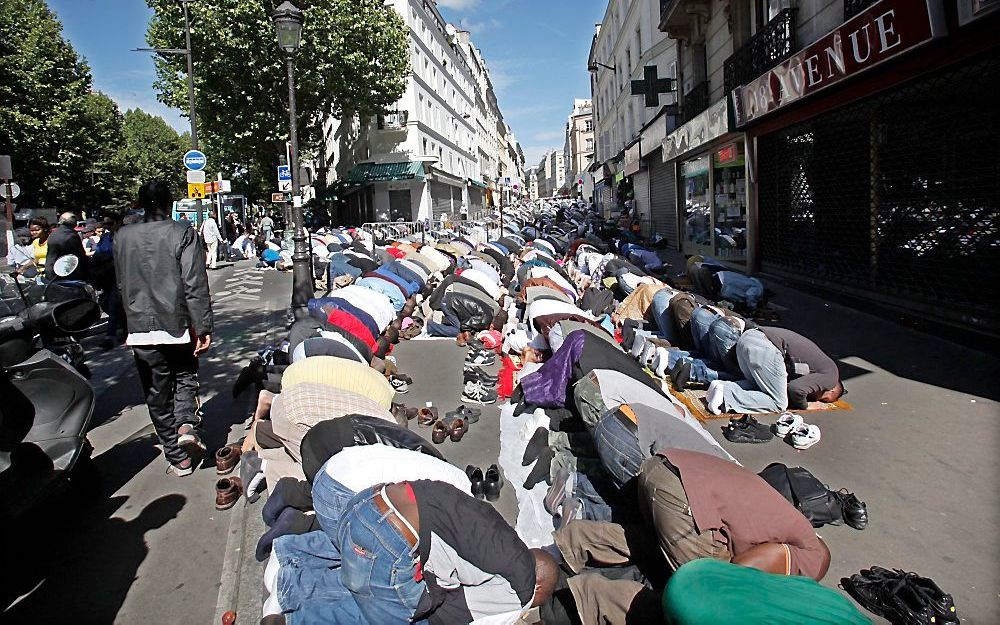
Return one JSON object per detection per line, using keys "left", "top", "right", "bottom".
{"left": 52, "top": 255, "right": 79, "bottom": 277}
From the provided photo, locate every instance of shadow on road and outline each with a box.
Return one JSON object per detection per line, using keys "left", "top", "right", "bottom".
{"left": 1, "top": 493, "right": 186, "bottom": 624}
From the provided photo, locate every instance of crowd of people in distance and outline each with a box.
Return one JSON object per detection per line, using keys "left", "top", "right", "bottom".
{"left": 215, "top": 198, "right": 907, "bottom": 625}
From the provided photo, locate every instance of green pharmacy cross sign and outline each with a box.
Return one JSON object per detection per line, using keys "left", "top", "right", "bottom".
{"left": 631, "top": 65, "right": 675, "bottom": 108}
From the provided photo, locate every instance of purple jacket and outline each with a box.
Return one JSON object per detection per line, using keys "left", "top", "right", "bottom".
{"left": 519, "top": 330, "right": 587, "bottom": 408}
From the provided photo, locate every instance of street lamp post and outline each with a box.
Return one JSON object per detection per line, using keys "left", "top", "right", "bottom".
{"left": 272, "top": 1, "right": 312, "bottom": 315}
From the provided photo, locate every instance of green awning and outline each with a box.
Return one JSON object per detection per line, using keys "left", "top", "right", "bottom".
{"left": 467, "top": 178, "right": 488, "bottom": 189}
{"left": 347, "top": 161, "right": 425, "bottom": 183}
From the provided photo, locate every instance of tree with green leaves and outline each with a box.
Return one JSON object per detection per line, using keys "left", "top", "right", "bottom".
{"left": 145, "top": 0, "right": 410, "bottom": 201}
{"left": 0, "top": 0, "right": 100, "bottom": 208}
{"left": 117, "top": 108, "right": 188, "bottom": 201}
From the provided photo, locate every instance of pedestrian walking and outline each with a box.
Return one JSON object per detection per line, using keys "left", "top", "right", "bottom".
{"left": 259, "top": 213, "right": 275, "bottom": 242}
{"left": 115, "top": 180, "right": 214, "bottom": 476}
{"left": 201, "top": 209, "right": 223, "bottom": 270}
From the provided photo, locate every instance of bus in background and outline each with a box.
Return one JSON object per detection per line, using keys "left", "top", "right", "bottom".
{"left": 171, "top": 198, "right": 205, "bottom": 225}
{"left": 172, "top": 194, "right": 247, "bottom": 230}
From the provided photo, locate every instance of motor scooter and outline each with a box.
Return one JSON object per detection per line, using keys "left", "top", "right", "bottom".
{"left": 0, "top": 255, "right": 101, "bottom": 522}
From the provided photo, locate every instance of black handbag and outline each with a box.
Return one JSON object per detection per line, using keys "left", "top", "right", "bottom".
{"left": 758, "top": 462, "right": 844, "bottom": 527}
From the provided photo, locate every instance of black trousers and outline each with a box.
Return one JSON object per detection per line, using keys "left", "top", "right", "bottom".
{"left": 132, "top": 343, "right": 200, "bottom": 465}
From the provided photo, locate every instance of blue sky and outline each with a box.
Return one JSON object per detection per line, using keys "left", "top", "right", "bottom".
{"left": 48, "top": 0, "right": 604, "bottom": 169}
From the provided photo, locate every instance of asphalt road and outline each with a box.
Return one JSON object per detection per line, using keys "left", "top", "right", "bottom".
{"left": 1, "top": 261, "right": 290, "bottom": 625}
{"left": 3, "top": 262, "right": 997, "bottom": 625}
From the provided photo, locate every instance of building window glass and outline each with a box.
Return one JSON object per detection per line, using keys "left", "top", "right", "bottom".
{"left": 712, "top": 143, "right": 747, "bottom": 262}
{"left": 681, "top": 155, "right": 712, "bottom": 253}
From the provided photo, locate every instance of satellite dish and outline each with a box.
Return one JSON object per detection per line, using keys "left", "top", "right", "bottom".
{"left": 445, "top": 24, "right": 457, "bottom": 37}
{"left": 53, "top": 254, "right": 79, "bottom": 277}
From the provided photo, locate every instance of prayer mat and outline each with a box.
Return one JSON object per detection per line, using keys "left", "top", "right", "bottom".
{"left": 666, "top": 385, "right": 852, "bottom": 422}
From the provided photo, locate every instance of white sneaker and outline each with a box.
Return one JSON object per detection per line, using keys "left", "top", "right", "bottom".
{"left": 790, "top": 422, "right": 821, "bottom": 450}
{"left": 774, "top": 412, "right": 803, "bottom": 437}
{"left": 640, "top": 341, "right": 657, "bottom": 367}
{"left": 630, "top": 332, "right": 648, "bottom": 358}
{"left": 653, "top": 347, "right": 670, "bottom": 378}
{"left": 462, "top": 380, "right": 497, "bottom": 405}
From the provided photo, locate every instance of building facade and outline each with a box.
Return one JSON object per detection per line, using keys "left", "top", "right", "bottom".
{"left": 587, "top": 1, "right": 680, "bottom": 236}
{"left": 321, "top": 0, "right": 522, "bottom": 224}
{"left": 563, "top": 98, "right": 595, "bottom": 199}
{"left": 535, "top": 149, "right": 566, "bottom": 199}
{"left": 644, "top": 0, "right": 998, "bottom": 336}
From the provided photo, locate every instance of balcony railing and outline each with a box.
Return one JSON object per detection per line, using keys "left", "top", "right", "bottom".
{"left": 377, "top": 110, "right": 409, "bottom": 130}
{"left": 723, "top": 8, "right": 795, "bottom": 95}
{"left": 682, "top": 81, "right": 710, "bottom": 123}
{"left": 844, "top": 0, "right": 879, "bottom": 20}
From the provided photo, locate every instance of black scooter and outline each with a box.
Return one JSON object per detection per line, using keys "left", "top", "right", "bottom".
{"left": 0, "top": 256, "right": 101, "bottom": 522}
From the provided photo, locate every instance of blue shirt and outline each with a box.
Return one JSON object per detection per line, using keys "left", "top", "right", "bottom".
{"left": 356, "top": 277, "right": 405, "bottom": 311}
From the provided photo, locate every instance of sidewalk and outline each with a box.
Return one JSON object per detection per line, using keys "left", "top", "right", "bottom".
{"left": 655, "top": 248, "right": 999, "bottom": 623}
{"left": 1, "top": 261, "right": 290, "bottom": 625}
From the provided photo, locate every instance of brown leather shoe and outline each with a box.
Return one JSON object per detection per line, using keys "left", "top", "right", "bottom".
{"left": 215, "top": 477, "right": 243, "bottom": 510}
{"left": 449, "top": 417, "right": 469, "bottom": 442}
{"left": 215, "top": 443, "right": 242, "bottom": 475}
{"left": 417, "top": 407, "right": 438, "bottom": 426}
{"left": 431, "top": 420, "right": 448, "bottom": 444}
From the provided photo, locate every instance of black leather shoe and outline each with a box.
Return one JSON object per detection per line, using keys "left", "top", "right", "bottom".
{"left": 670, "top": 360, "right": 692, "bottom": 391}
{"left": 466, "top": 465, "right": 485, "bottom": 499}
{"left": 483, "top": 464, "right": 504, "bottom": 501}
{"left": 833, "top": 489, "right": 869, "bottom": 530}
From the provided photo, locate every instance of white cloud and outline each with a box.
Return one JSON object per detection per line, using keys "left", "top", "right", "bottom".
{"left": 437, "top": 0, "right": 480, "bottom": 9}
{"left": 457, "top": 17, "right": 502, "bottom": 34}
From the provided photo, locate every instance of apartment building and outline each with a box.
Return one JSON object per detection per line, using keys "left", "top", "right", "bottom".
{"left": 587, "top": 2, "right": 680, "bottom": 235}
{"left": 563, "top": 98, "right": 595, "bottom": 199}
{"left": 646, "top": 0, "right": 998, "bottom": 335}
{"left": 321, "top": 0, "right": 522, "bottom": 224}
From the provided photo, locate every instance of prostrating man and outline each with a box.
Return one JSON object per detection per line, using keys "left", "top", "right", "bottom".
{"left": 705, "top": 326, "right": 842, "bottom": 414}
{"left": 551, "top": 448, "right": 830, "bottom": 625}
{"left": 115, "top": 180, "right": 213, "bottom": 476}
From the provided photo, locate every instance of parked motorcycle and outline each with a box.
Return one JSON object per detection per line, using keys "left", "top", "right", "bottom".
{"left": 0, "top": 255, "right": 102, "bottom": 522}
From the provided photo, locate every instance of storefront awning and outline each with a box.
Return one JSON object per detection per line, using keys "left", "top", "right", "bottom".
{"left": 467, "top": 178, "right": 488, "bottom": 189}
{"left": 347, "top": 161, "right": 425, "bottom": 183}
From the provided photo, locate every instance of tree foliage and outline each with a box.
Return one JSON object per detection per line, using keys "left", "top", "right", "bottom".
{"left": 118, "top": 108, "right": 188, "bottom": 201}
{"left": 0, "top": 0, "right": 95, "bottom": 208}
{"left": 145, "top": 0, "right": 410, "bottom": 200}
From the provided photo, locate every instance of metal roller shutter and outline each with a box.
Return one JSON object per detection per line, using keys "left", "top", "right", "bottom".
{"left": 430, "top": 181, "right": 451, "bottom": 219}
{"left": 648, "top": 149, "right": 678, "bottom": 247}
{"left": 633, "top": 168, "right": 651, "bottom": 237}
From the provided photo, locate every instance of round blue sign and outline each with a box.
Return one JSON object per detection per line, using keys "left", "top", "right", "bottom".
{"left": 183, "top": 150, "right": 207, "bottom": 171}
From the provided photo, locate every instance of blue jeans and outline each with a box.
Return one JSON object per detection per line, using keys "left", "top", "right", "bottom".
{"left": 337, "top": 486, "right": 426, "bottom": 624}
{"left": 594, "top": 411, "right": 645, "bottom": 489}
{"left": 313, "top": 470, "right": 358, "bottom": 542}
{"left": 689, "top": 306, "right": 719, "bottom": 357}
{"left": 707, "top": 315, "right": 741, "bottom": 373}
{"left": 650, "top": 289, "right": 678, "bottom": 344}
{"left": 574, "top": 472, "right": 614, "bottom": 522}
{"left": 273, "top": 531, "right": 363, "bottom": 625}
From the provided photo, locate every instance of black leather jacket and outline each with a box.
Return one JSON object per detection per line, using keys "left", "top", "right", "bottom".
{"left": 114, "top": 217, "right": 213, "bottom": 337}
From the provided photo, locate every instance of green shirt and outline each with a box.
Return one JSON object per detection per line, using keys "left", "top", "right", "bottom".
{"left": 663, "top": 559, "right": 871, "bottom": 625}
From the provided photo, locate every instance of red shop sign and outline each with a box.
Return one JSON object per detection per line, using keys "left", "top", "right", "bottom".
{"left": 716, "top": 144, "right": 737, "bottom": 163}
{"left": 732, "top": 0, "right": 946, "bottom": 127}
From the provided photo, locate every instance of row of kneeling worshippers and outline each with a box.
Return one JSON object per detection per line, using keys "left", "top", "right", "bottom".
{"left": 228, "top": 209, "right": 869, "bottom": 625}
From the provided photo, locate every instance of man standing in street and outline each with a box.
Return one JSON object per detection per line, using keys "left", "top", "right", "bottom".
{"left": 260, "top": 212, "right": 275, "bottom": 242}
{"left": 115, "top": 180, "right": 214, "bottom": 476}
{"left": 45, "top": 211, "right": 88, "bottom": 281}
{"left": 201, "top": 209, "right": 223, "bottom": 270}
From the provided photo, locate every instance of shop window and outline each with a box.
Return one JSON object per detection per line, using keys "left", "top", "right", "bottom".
{"left": 681, "top": 155, "right": 712, "bottom": 252}
{"left": 712, "top": 144, "right": 748, "bottom": 261}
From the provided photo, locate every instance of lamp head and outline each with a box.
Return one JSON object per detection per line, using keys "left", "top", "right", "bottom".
{"left": 272, "top": 1, "right": 304, "bottom": 54}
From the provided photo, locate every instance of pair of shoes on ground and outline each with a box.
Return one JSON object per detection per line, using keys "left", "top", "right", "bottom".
{"left": 774, "top": 412, "right": 822, "bottom": 449}
{"left": 721, "top": 413, "right": 822, "bottom": 450}
{"left": 466, "top": 464, "right": 503, "bottom": 501}
{"left": 465, "top": 346, "right": 496, "bottom": 366}
{"left": 431, "top": 416, "right": 470, "bottom": 444}
{"left": 214, "top": 442, "right": 247, "bottom": 510}
{"left": 462, "top": 379, "right": 498, "bottom": 404}
{"left": 841, "top": 566, "right": 958, "bottom": 625}
{"left": 389, "top": 373, "right": 412, "bottom": 394}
